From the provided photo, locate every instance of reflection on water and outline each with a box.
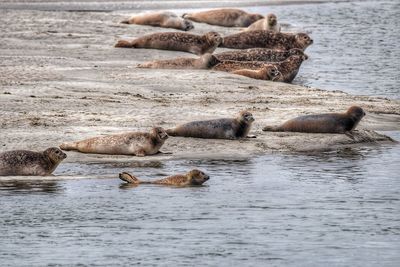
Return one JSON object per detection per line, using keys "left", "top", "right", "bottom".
{"left": 0, "top": 132, "right": 399, "bottom": 266}
{"left": 250, "top": 0, "right": 400, "bottom": 98}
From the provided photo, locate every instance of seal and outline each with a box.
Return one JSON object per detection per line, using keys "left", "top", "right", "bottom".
{"left": 215, "top": 48, "right": 305, "bottom": 62}
{"left": 244, "top": 13, "right": 281, "bottom": 32}
{"left": 166, "top": 110, "right": 255, "bottom": 139}
{"left": 212, "top": 55, "right": 308, "bottom": 82}
{"left": 0, "top": 147, "right": 67, "bottom": 176}
{"left": 119, "top": 169, "right": 210, "bottom": 186}
{"left": 115, "top": 31, "right": 222, "bottom": 55}
{"left": 221, "top": 31, "right": 313, "bottom": 51}
{"left": 262, "top": 106, "right": 366, "bottom": 135}
{"left": 121, "top": 11, "right": 194, "bottom": 31}
{"left": 182, "top": 9, "right": 263, "bottom": 27}
{"left": 59, "top": 127, "right": 168, "bottom": 156}
{"left": 137, "top": 53, "right": 221, "bottom": 69}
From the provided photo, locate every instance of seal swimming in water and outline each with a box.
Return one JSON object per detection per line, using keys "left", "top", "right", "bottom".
{"left": 121, "top": 11, "right": 194, "bottom": 31}
{"left": 115, "top": 31, "right": 222, "bottom": 55}
{"left": 60, "top": 127, "right": 168, "bottom": 156}
{"left": 244, "top": 13, "right": 281, "bottom": 32}
{"left": 221, "top": 31, "right": 313, "bottom": 51}
{"left": 166, "top": 110, "right": 255, "bottom": 139}
{"left": 215, "top": 48, "right": 305, "bottom": 62}
{"left": 182, "top": 9, "right": 263, "bottom": 27}
{"left": 119, "top": 169, "right": 210, "bottom": 186}
{"left": 262, "top": 106, "right": 366, "bottom": 135}
{"left": 230, "top": 54, "right": 307, "bottom": 83}
{"left": 0, "top": 147, "right": 66, "bottom": 176}
{"left": 137, "top": 53, "right": 221, "bottom": 69}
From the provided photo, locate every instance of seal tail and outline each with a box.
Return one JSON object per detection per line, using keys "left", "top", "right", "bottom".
{"left": 59, "top": 142, "right": 77, "bottom": 151}
{"left": 182, "top": 13, "right": 189, "bottom": 19}
{"left": 262, "top": 125, "right": 282, "bottom": 132}
{"left": 137, "top": 62, "right": 151, "bottom": 68}
{"left": 119, "top": 172, "right": 141, "bottom": 184}
{"left": 115, "top": 40, "right": 135, "bottom": 48}
{"left": 165, "top": 128, "right": 178, "bottom": 136}
{"left": 120, "top": 19, "right": 130, "bottom": 24}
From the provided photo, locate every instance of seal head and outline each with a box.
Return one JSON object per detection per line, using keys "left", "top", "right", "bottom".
{"left": 44, "top": 147, "right": 67, "bottom": 163}
{"left": 187, "top": 169, "right": 210, "bottom": 185}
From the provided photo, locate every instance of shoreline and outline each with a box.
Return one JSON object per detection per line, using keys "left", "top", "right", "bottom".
{"left": 0, "top": 2, "right": 399, "bottom": 165}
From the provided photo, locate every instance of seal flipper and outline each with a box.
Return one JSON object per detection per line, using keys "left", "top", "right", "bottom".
{"left": 262, "top": 125, "right": 282, "bottom": 132}
{"left": 165, "top": 128, "right": 177, "bottom": 136}
{"left": 59, "top": 142, "right": 77, "bottom": 151}
{"left": 119, "top": 172, "right": 141, "bottom": 184}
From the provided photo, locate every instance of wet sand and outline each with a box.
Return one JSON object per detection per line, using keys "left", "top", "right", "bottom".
{"left": 0, "top": 1, "right": 399, "bottom": 163}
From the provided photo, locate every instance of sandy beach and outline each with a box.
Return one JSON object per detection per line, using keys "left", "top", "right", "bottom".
{"left": 0, "top": 1, "right": 399, "bottom": 163}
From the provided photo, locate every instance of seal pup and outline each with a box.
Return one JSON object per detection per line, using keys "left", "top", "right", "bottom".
{"left": 119, "top": 169, "right": 210, "bottom": 186}
{"left": 59, "top": 127, "right": 168, "bottom": 156}
{"left": 115, "top": 31, "right": 222, "bottom": 55}
{"left": 244, "top": 13, "right": 281, "bottom": 32}
{"left": 221, "top": 31, "right": 313, "bottom": 51}
{"left": 215, "top": 48, "right": 305, "bottom": 62}
{"left": 213, "top": 55, "right": 308, "bottom": 82}
{"left": 182, "top": 9, "right": 263, "bottom": 27}
{"left": 0, "top": 147, "right": 67, "bottom": 176}
{"left": 262, "top": 106, "right": 366, "bottom": 135}
{"left": 166, "top": 111, "right": 255, "bottom": 139}
{"left": 137, "top": 53, "right": 221, "bottom": 69}
{"left": 121, "top": 11, "right": 194, "bottom": 31}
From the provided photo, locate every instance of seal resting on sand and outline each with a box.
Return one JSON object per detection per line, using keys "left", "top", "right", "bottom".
{"left": 215, "top": 48, "right": 305, "bottom": 62}
{"left": 166, "top": 110, "right": 255, "bottom": 139}
{"left": 262, "top": 106, "right": 366, "bottom": 135}
{"left": 244, "top": 13, "right": 281, "bottom": 32}
{"left": 60, "top": 127, "right": 168, "bottom": 156}
{"left": 121, "top": 11, "right": 194, "bottom": 31}
{"left": 0, "top": 147, "right": 66, "bottom": 176}
{"left": 137, "top": 53, "right": 220, "bottom": 69}
{"left": 115, "top": 31, "right": 222, "bottom": 55}
{"left": 182, "top": 9, "right": 263, "bottom": 27}
{"left": 221, "top": 31, "right": 313, "bottom": 51}
{"left": 119, "top": 169, "right": 210, "bottom": 186}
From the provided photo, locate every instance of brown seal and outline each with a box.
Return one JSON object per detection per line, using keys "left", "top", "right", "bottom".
{"left": 115, "top": 31, "right": 222, "bottom": 55}
{"left": 137, "top": 53, "right": 221, "bottom": 69}
{"left": 166, "top": 110, "right": 255, "bottom": 139}
{"left": 121, "top": 11, "right": 194, "bottom": 31}
{"left": 244, "top": 13, "right": 281, "bottom": 32}
{"left": 0, "top": 147, "right": 67, "bottom": 176}
{"left": 182, "top": 9, "right": 263, "bottom": 27}
{"left": 221, "top": 31, "right": 313, "bottom": 51}
{"left": 213, "top": 55, "right": 308, "bottom": 82}
{"left": 262, "top": 106, "right": 366, "bottom": 135}
{"left": 215, "top": 48, "right": 305, "bottom": 62}
{"left": 119, "top": 169, "right": 210, "bottom": 186}
{"left": 60, "top": 127, "right": 168, "bottom": 156}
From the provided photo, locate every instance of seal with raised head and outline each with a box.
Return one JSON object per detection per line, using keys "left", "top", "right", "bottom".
{"left": 215, "top": 48, "right": 305, "bottom": 62}
{"left": 119, "top": 169, "right": 210, "bottom": 186}
{"left": 115, "top": 31, "right": 222, "bottom": 55}
{"left": 137, "top": 53, "right": 221, "bottom": 69}
{"left": 121, "top": 11, "right": 194, "bottom": 31}
{"left": 262, "top": 106, "right": 366, "bottom": 134}
{"left": 213, "top": 54, "right": 308, "bottom": 82}
{"left": 182, "top": 9, "right": 263, "bottom": 27}
{"left": 221, "top": 31, "right": 313, "bottom": 51}
{"left": 60, "top": 127, "right": 168, "bottom": 156}
{"left": 0, "top": 147, "right": 67, "bottom": 176}
{"left": 244, "top": 13, "right": 281, "bottom": 32}
{"left": 166, "top": 110, "right": 255, "bottom": 139}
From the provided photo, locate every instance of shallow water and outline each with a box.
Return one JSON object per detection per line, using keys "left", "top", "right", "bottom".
{"left": 1, "top": 132, "right": 399, "bottom": 266}
{"left": 250, "top": 0, "right": 400, "bottom": 98}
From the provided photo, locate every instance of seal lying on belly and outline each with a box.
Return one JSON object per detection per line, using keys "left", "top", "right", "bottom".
{"left": 115, "top": 31, "right": 222, "bottom": 55}
{"left": 121, "top": 11, "right": 194, "bottom": 31}
{"left": 244, "top": 13, "right": 281, "bottom": 32}
{"left": 234, "top": 54, "right": 308, "bottom": 82}
{"left": 166, "top": 110, "right": 255, "bottom": 139}
{"left": 221, "top": 30, "right": 313, "bottom": 51}
{"left": 119, "top": 169, "right": 210, "bottom": 186}
{"left": 137, "top": 53, "right": 221, "bottom": 69}
{"left": 182, "top": 9, "right": 263, "bottom": 27}
{"left": 60, "top": 127, "right": 168, "bottom": 156}
{"left": 262, "top": 106, "right": 366, "bottom": 134}
{"left": 215, "top": 48, "right": 305, "bottom": 62}
{"left": 0, "top": 147, "right": 67, "bottom": 176}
